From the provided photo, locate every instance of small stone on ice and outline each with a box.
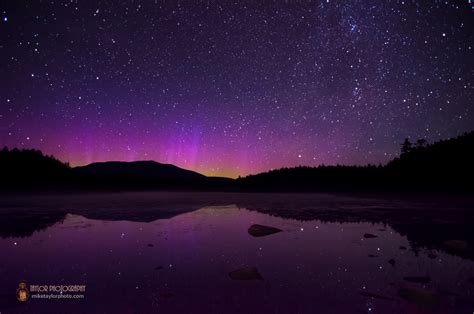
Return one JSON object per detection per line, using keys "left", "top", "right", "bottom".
{"left": 363, "top": 233, "right": 378, "bottom": 239}
{"left": 229, "top": 267, "right": 263, "bottom": 280}
{"left": 248, "top": 224, "right": 283, "bottom": 237}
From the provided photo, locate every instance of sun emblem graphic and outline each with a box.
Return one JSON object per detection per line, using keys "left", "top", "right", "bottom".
{"left": 16, "top": 281, "right": 29, "bottom": 302}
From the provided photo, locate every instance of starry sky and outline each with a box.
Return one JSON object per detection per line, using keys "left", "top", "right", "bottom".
{"left": 0, "top": 1, "right": 472, "bottom": 178}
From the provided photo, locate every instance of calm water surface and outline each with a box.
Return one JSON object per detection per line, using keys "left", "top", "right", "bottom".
{"left": 0, "top": 193, "right": 473, "bottom": 313}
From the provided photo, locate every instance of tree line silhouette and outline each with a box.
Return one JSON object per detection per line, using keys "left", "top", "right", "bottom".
{"left": 1, "top": 131, "right": 472, "bottom": 192}
{"left": 0, "top": 147, "right": 70, "bottom": 188}
{"left": 237, "top": 131, "right": 473, "bottom": 192}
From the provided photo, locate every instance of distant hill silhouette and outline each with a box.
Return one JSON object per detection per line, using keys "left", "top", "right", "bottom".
{"left": 71, "top": 160, "right": 230, "bottom": 190}
{"left": 74, "top": 160, "right": 206, "bottom": 180}
{"left": 1, "top": 131, "right": 473, "bottom": 192}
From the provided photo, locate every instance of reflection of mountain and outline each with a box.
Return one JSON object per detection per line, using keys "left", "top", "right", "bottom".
{"left": 0, "top": 207, "right": 204, "bottom": 238}
{"left": 0, "top": 210, "right": 67, "bottom": 238}
{"left": 1, "top": 192, "right": 473, "bottom": 260}
{"left": 391, "top": 223, "right": 474, "bottom": 260}
{"left": 0, "top": 193, "right": 225, "bottom": 238}
{"left": 78, "top": 205, "right": 204, "bottom": 222}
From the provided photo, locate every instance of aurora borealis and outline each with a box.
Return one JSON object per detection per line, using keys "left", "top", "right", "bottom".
{"left": 0, "top": 1, "right": 472, "bottom": 177}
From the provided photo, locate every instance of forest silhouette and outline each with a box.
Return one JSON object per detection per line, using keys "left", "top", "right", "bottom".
{"left": 1, "top": 131, "right": 473, "bottom": 192}
{"left": 239, "top": 131, "right": 473, "bottom": 192}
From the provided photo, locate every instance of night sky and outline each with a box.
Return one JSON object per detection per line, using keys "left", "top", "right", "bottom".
{"left": 0, "top": 1, "right": 472, "bottom": 177}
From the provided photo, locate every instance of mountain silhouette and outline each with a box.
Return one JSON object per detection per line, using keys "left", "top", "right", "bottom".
{"left": 74, "top": 160, "right": 206, "bottom": 180}
{"left": 70, "top": 160, "right": 233, "bottom": 190}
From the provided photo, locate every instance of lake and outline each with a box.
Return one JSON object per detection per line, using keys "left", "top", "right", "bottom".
{"left": 0, "top": 192, "right": 473, "bottom": 313}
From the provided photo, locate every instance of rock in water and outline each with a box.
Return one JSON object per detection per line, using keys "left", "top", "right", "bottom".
{"left": 248, "top": 224, "right": 282, "bottom": 237}
{"left": 229, "top": 267, "right": 263, "bottom": 280}
{"left": 398, "top": 287, "right": 438, "bottom": 306}
{"left": 388, "top": 258, "right": 395, "bottom": 266}
{"left": 360, "top": 291, "right": 396, "bottom": 301}
{"left": 403, "top": 276, "right": 431, "bottom": 284}
{"left": 363, "top": 233, "right": 378, "bottom": 239}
